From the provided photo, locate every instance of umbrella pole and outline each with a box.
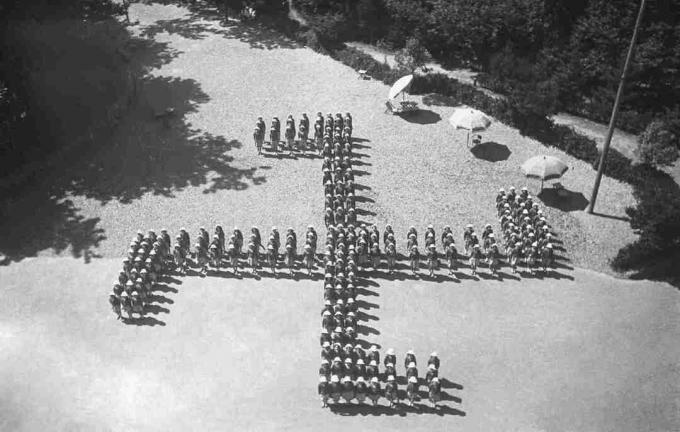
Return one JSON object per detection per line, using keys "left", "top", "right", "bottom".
{"left": 467, "top": 131, "right": 470, "bottom": 146}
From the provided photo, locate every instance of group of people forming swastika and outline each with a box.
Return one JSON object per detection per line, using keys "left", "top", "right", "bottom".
{"left": 465, "top": 185, "right": 556, "bottom": 276}
{"left": 318, "top": 346, "right": 444, "bottom": 409}
{"left": 253, "top": 112, "right": 352, "bottom": 156}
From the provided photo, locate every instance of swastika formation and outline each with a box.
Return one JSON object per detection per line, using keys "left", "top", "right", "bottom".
{"left": 107, "top": 112, "right": 564, "bottom": 415}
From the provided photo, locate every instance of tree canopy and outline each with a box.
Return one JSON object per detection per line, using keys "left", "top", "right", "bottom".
{"left": 294, "top": 0, "right": 680, "bottom": 134}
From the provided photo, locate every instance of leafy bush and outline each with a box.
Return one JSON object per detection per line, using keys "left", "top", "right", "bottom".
{"left": 636, "top": 120, "right": 680, "bottom": 166}
{"left": 421, "top": 93, "right": 460, "bottom": 107}
{"left": 394, "top": 37, "right": 432, "bottom": 73}
{"left": 305, "top": 13, "right": 348, "bottom": 46}
{"left": 612, "top": 181, "right": 680, "bottom": 283}
{"left": 298, "top": 29, "right": 326, "bottom": 54}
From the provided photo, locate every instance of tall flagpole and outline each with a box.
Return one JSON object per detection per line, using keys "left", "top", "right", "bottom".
{"left": 587, "top": 0, "right": 647, "bottom": 214}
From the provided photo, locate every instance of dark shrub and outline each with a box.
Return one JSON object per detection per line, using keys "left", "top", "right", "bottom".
{"left": 636, "top": 120, "right": 680, "bottom": 167}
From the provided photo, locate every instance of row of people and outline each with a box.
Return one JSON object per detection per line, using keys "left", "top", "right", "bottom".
{"left": 167, "top": 226, "right": 318, "bottom": 277}
{"left": 319, "top": 220, "right": 557, "bottom": 278}
{"left": 254, "top": 112, "right": 353, "bottom": 156}
{"left": 318, "top": 350, "right": 443, "bottom": 408}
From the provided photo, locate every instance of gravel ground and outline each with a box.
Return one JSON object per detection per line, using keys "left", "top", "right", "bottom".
{"left": 30, "top": 2, "right": 633, "bottom": 277}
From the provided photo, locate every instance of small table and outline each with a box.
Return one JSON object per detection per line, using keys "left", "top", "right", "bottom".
{"left": 399, "top": 101, "right": 418, "bottom": 111}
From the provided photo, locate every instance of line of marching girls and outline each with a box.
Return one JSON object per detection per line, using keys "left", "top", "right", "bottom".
{"left": 254, "top": 112, "right": 352, "bottom": 156}
{"left": 318, "top": 344, "right": 445, "bottom": 409}
{"left": 166, "top": 225, "right": 315, "bottom": 278}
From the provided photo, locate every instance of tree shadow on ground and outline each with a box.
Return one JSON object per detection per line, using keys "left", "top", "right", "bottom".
{"left": 123, "top": 315, "right": 166, "bottom": 326}
{"left": 0, "top": 195, "right": 106, "bottom": 265}
{"left": 627, "top": 250, "right": 680, "bottom": 288}
{"left": 0, "top": 22, "right": 265, "bottom": 264}
{"left": 398, "top": 109, "right": 441, "bottom": 125}
{"left": 470, "top": 141, "right": 511, "bottom": 162}
{"left": 141, "top": 0, "right": 300, "bottom": 50}
{"left": 62, "top": 75, "right": 265, "bottom": 203}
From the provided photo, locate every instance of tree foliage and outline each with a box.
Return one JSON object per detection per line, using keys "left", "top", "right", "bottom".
{"left": 637, "top": 119, "right": 680, "bottom": 166}
{"left": 394, "top": 37, "right": 432, "bottom": 73}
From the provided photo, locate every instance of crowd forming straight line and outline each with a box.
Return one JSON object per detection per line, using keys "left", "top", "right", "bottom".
{"left": 316, "top": 114, "right": 460, "bottom": 414}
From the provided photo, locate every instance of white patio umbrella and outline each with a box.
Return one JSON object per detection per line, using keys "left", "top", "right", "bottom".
{"left": 449, "top": 108, "right": 492, "bottom": 145}
{"left": 521, "top": 155, "right": 569, "bottom": 189}
{"left": 388, "top": 74, "right": 414, "bottom": 100}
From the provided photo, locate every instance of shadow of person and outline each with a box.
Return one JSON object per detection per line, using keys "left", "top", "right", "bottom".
{"left": 356, "top": 311, "right": 380, "bottom": 322}
{"left": 355, "top": 300, "right": 379, "bottom": 310}
{"left": 549, "top": 269, "right": 575, "bottom": 281}
{"left": 329, "top": 402, "right": 406, "bottom": 417}
{"left": 437, "top": 405, "right": 466, "bottom": 416}
{"left": 147, "top": 294, "right": 174, "bottom": 304}
{"left": 440, "top": 378, "right": 464, "bottom": 390}
{"left": 158, "top": 275, "right": 183, "bottom": 284}
{"left": 356, "top": 277, "right": 379, "bottom": 287}
{"left": 123, "top": 316, "right": 166, "bottom": 326}
{"left": 144, "top": 304, "right": 170, "bottom": 315}
{"left": 496, "top": 270, "right": 520, "bottom": 281}
{"left": 151, "top": 283, "right": 178, "bottom": 294}
{"left": 356, "top": 288, "right": 378, "bottom": 297}
{"left": 441, "top": 390, "right": 462, "bottom": 404}
{"left": 357, "top": 325, "right": 381, "bottom": 336}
